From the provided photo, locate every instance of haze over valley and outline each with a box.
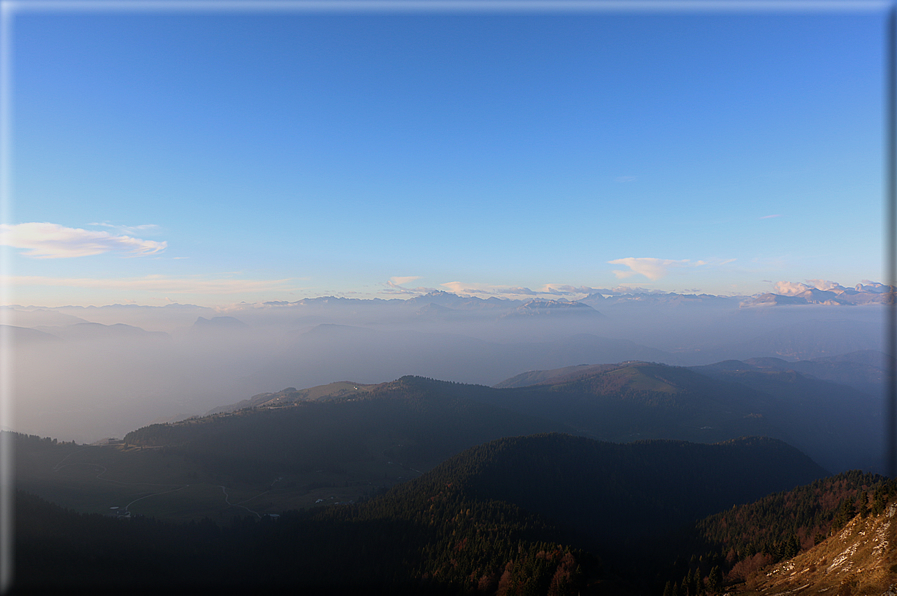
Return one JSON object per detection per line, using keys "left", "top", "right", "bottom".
{"left": 5, "top": 283, "right": 887, "bottom": 445}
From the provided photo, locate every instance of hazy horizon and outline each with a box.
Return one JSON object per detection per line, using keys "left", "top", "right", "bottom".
{"left": 1, "top": 1, "right": 892, "bottom": 445}
{"left": 5, "top": 289, "right": 886, "bottom": 444}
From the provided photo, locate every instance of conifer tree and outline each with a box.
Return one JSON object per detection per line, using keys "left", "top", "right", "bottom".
{"left": 693, "top": 567, "right": 703, "bottom": 595}
{"left": 707, "top": 566, "right": 722, "bottom": 594}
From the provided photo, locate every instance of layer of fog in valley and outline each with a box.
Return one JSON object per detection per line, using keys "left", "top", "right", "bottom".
{"left": 7, "top": 285, "right": 887, "bottom": 448}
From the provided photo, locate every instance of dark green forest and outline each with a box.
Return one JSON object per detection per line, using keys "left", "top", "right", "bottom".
{"left": 11, "top": 361, "right": 890, "bottom": 595}
{"left": 14, "top": 432, "right": 843, "bottom": 595}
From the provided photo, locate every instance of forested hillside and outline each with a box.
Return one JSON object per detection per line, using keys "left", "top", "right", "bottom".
{"left": 657, "top": 471, "right": 893, "bottom": 595}
{"left": 126, "top": 361, "right": 880, "bottom": 480}
{"left": 15, "top": 432, "right": 831, "bottom": 594}
{"left": 123, "top": 376, "right": 574, "bottom": 483}
{"left": 13, "top": 362, "right": 886, "bottom": 594}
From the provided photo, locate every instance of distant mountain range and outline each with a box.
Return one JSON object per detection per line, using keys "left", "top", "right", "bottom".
{"left": 7, "top": 288, "right": 887, "bottom": 444}
{"left": 741, "top": 282, "right": 891, "bottom": 307}
{"left": 191, "top": 315, "right": 248, "bottom": 330}
{"left": 497, "top": 358, "right": 882, "bottom": 473}
{"left": 134, "top": 355, "right": 883, "bottom": 478}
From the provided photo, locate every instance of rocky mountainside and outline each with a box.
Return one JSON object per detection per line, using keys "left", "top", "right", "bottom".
{"left": 738, "top": 502, "right": 897, "bottom": 595}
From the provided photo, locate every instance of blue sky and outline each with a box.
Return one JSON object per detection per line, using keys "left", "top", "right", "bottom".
{"left": 1, "top": 2, "right": 888, "bottom": 306}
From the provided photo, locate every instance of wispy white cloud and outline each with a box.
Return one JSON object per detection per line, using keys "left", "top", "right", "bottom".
{"left": 441, "top": 282, "right": 501, "bottom": 296}
{"left": 4, "top": 274, "right": 296, "bottom": 295}
{"left": 772, "top": 281, "right": 811, "bottom": 295}
{"left": 760, "top": 214, "right": 783, "bottom": 219}
{"left": 608, "top": 257, "right": 689, "bottom": 281}
{"left": 537, "top": 284, "right": 601, "bottom": 296}
{"left": 805, "top": 279, "right": 846, "bottom": 292}
{"left": 615, "top": 176, "right": 637, "bottom": 183}
{"left": 88, "top": 222, "right": 161, "bottom": 235}
{"left": 389, "top": 276, "right": 421, "bottom": 286}
{"left": 384, "top": 277, "right": 434, "bottom": 295}
{"left": 773, "top": 279, "right": 865, "bottom": 295}
{"left": 607, "top": 257, "right": 735, "bottom": 281}
{"left": 0, "top": 222, "right": 166, "bottom": 258}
